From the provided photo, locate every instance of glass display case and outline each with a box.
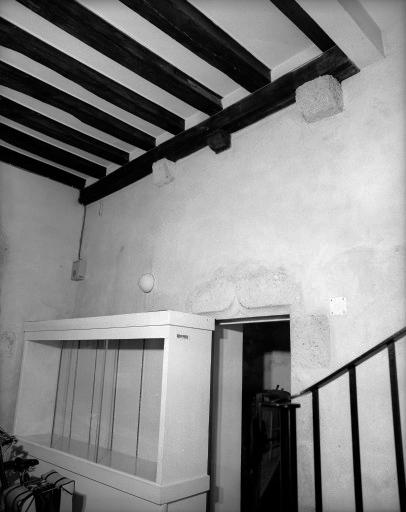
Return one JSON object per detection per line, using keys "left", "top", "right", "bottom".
{"left": 14, "top": 311, "right": 214, "bottom": 512}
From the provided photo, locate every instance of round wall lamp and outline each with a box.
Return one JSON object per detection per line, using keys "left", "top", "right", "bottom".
{"left": 138, "top": 273, "right": 155, "bottom": 293}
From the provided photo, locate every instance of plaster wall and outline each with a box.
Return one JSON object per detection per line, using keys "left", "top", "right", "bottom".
{"left": 74, "top": 43, "right": 405, "bottom": 510}
{"left": 0, "top": 165, "right": 83, "bottom": 429}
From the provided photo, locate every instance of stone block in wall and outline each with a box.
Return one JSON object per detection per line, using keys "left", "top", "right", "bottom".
{"left": 291, "top": 313, "right": 331, "bottom": 368}
{"left": 235, "top": 264, "right": 301, "bottom": 309}
{"left": 189, "top": 276, "right": 235, "bottom": 314}
{"left": 152, "top": 158, "right": 175, "bottom": 187}
{"left": 295, "top": 75, "right": 343, "bottom": 123}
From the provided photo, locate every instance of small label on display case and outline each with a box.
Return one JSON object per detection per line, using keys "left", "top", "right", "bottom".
{"left": 177, "top": 334, "right": 189, "bottom": 341}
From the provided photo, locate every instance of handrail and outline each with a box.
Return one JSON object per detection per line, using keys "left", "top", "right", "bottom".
{"left": 293, "top": 326, "right": 406, "bottom": 398}
{"left": 292, "top": 326, "right": 406, "bottom": 512}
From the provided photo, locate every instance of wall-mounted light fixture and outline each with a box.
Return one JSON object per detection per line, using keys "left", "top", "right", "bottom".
{"left": 138, "top": 273, "right": 155, "bottom": 293}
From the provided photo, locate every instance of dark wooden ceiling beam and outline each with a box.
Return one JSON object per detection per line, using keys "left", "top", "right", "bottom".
{"left": 269, "top": 0, "right": 335, "bottom": 52}
{"left": 0, "top": 123, "right": 106, "bottom": 179}
{"left": 0, "top": 61, "right": 155, "bottom": 150}
{"left": 0, "top": 145, "right": 85, "bottom": 189}
{"left": 0, "top": 18, "right": 184, "bottom": 135}
{"left": 0, "top": 97, "right": 128, "bottom": 165}
{"left": 80, "top": 46, "right": 359, "bottom": 205}
{"left": 118, "top": 0, "right": 270, "bottom": 92}
{"left": 16, "top": 0, "right": 223, "bottom": 115}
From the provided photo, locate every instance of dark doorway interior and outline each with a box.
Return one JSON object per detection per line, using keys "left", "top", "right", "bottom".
{"left": 241, "top": 320, "right": 291, "bottom": 512}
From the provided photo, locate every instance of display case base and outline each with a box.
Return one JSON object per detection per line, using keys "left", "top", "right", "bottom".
{"left": 22, "top": 438, "right": 209, "bottom": 511}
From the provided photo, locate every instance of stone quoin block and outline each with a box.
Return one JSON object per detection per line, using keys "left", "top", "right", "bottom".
{"left": 152, "top": 158, "right": 175, "bottom": 186}
{"left": 295, "top": 75, "right": 344, "bottom": 123}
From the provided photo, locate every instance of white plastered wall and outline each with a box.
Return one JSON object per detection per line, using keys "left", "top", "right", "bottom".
{"left": 0, "top": 165, "right": 83, "bottom": 429}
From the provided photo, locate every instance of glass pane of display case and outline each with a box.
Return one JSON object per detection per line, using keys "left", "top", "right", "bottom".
{"left": 36, "top": 339, "right": 164, "bottom": 481}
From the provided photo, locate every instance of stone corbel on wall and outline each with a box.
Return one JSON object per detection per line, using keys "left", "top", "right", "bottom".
{"left": 152, "top": 158, "right": 175, "bottom": 187}
{"left": 296, "top": 75, "right": 344, "bottom": 123}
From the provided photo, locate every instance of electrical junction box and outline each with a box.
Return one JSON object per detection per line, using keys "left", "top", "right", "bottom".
{"left": 71, "top": 258, "right": 86, "bottom": 281}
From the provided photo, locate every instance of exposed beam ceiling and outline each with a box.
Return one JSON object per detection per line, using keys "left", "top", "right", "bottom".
{"left": 16, "top": 0, "right": 223, "bottom": 115}
{"left": 0, "top": 18, "right": 185, "bottom": 135}
{"left": 0, "top": 0, "right": 385, "bottom": 195}
{"left": 0, "top": 145, "right": 86, "bottom": 189}
{"left": 80, "top": 46, "right": 359, "bottom": 205}
{"left": 119, "top": 0, "right": 271, "bottom": 92}
{"left": 0, "top": 97, "right": 129, "bottom": 166}
{"left": 0, "top": 61, "right": 156, "bottom": 149}
{"left": 0, "top": 123, "right": 106, "bottom": 179}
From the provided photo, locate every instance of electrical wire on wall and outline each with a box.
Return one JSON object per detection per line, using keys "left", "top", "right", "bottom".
{"left": 71, "top": 205, "right": 88, "bottom": 281}
{"left": 77, "top": 205, "right": 87, "bottom": 260}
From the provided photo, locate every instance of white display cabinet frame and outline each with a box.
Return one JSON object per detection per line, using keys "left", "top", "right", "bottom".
{"left": 14, "top": 311, "right": 214, "bottom": 511}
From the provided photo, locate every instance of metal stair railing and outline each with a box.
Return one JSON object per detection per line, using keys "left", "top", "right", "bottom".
{"left": 292, "top": 326, "right": 406, "bottom": 512}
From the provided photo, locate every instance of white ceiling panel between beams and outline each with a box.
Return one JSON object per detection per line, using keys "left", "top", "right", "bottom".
{"left": 360, "top": 0, "right": 406, "bottom": 33}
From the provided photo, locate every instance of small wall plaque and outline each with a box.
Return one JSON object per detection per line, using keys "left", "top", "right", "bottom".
{"left": 330, "top": 297, "right": 347, "bottom": 316}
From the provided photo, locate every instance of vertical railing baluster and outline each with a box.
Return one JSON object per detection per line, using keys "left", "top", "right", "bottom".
{"left": 349, "top": 366, "right": 363, "bottom": 511}
{"left": 290, "top": 405, "right": 299, "bottom": 512}
{"left": 312, "top": 389, "right": 322, "bottom": 512}
{"left": 387, "top": 341, "right": 406, "bottom": 512}
{"left": 279, "top": 406, "right": 289, "bottom": 512}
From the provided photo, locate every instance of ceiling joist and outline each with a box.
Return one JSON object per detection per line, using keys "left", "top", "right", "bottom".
{"left": 0, "top": 97, "right": 129, "bottom": 166}
{"left": 0, "top": 61, "right": 156, "bottom": 150}
{"left": 0, "top": 145, "right": 85, "bottom": 189}
{"left": 269, "top": 0, "right": 335, "bottom": 52}
{"left": 0, "top": 123, "right": 106, "bottom": 179}
{"left": 119, "top": 0, "right": 271, "bottom": 92}
{"left": 16, "top": 0, "right": 223, "bottom": 115}
{"left": 80, "top": 46, "right": 359, "bottom": 205}
{"left": 0, "top": 18, "right": 184, "bottom": 135}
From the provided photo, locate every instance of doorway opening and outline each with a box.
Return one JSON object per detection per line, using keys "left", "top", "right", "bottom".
{"left": 209, "top": 317, "right": 291, "bottom": 512}
{"left": 241, "top": 320, "right": 291, "bottom": 512}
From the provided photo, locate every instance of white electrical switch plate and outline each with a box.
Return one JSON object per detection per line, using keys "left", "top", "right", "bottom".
{"left": 71, "top": 259, "right": 86, "bottom": 281}
{"left": 330, "top": 297, "right": 347, "bottom": 316}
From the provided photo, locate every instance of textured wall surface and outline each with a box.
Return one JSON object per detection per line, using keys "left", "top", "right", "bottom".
{"left": 0, "top": 165, "right": 83, "bottom": 429}
{"left": 73, "top": 40, "right": 405, "bottom": 510}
